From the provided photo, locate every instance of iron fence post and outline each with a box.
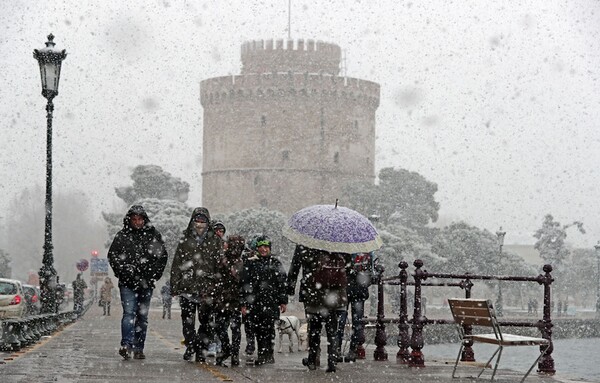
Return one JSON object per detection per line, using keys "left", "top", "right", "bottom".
{"left": 409, "top": 259, "right": 426, "bottom": 367}
{"left": 537, "top": 264, "right": 555, "bottom": 375}
{"left": 396, "top": 261, "right": 410, "bottom": 363}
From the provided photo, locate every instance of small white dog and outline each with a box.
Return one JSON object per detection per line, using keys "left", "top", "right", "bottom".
{"left": 276, "top": 315, "right": 302, "bottom": 353}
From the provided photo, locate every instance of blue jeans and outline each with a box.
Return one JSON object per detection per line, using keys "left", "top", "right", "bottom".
{"left": 119, "top": 285, "right": 153, "bottom": 352}
{"left": 336, "top": 300, "right": 365, "bottom": 352}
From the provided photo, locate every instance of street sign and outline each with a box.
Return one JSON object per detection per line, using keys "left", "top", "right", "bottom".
{"left": 76, "top": 259, "right": 89, "bottom": 272}
{"left": 90, "top": 258, "right": 109, "bottom": 275}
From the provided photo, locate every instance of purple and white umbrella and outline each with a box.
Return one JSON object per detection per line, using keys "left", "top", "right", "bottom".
{"left": 282, "top": 204, "right": 383, "bottom": 254}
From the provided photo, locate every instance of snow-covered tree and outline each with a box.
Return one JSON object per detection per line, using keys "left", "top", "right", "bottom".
{"left": 533, "top": 214, "right": 585, "bottom": 269}
{"left": 115, "top": 165, "right": 190, "bottom": 205}
{"left": 0, "top": 249, "right": 11, "bottom": 278}
{"left": 342, "top": 167, "right": 440, "bottom": 228}
{"left": 431, "top": 221, "right": 499, "bottom": 276}
{"left": 376, "top": 223, "right": 443, "bottom": 276}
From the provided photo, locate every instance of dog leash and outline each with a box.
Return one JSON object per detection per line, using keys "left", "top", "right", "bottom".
{"left": 280, "top": 317, "right": 295, "bottom": 332}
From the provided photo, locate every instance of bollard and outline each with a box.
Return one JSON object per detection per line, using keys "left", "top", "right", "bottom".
{"left": 396, "top": 261, "right": 411, "bottom": 364}
{"left": 0, "top": 320, "right": 21, "bottom": 351}
{"left": 15, "top": 320, "right": 30, "bottom": 347}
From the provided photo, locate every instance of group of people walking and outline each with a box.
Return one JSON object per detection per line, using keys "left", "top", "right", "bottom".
{"left": 106, "top": 204, "right": 375, "bottom": 373}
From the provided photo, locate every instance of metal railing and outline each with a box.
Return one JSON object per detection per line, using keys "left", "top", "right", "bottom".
{"left": 371, "top": 259, "right": 556, "bottom": 376}
{"left": 0, "top": 298, "right": 93, "bottom": 351}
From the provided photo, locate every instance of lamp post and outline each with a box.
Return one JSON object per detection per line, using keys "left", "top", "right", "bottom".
{"left": 33, "top": 34, "right": 67, "bottom": 314}
{"left": 595, "top": 242, "right": 600, "bottom": 318}
{"left": 496, "top": 227, "right": 506, "bottom": 317}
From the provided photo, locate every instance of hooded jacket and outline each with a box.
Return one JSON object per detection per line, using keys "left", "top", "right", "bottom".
{"left": 169, "top": 207, "right": 224, "bottom": 301}
{"left": 107, "top": 205, "right": 168, "bottom": 290}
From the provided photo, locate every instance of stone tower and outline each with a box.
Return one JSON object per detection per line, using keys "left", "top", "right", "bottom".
{"left": 200, "top": 38, "right": 380, "bottom": 215}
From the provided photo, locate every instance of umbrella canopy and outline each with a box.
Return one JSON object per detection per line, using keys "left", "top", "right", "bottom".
{"left": 282, "top": 204, "right": 383, "bottom": 254}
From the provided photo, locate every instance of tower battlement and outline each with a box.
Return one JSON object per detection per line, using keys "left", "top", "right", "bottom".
{"left": 200, "top": 73, "right": 380, "bottom": 107}
{"left": 241, "top": 39, "right": 341, "bottom": 75}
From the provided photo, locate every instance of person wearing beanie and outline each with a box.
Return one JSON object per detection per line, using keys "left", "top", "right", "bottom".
{"left": 240, "top": 235, "right": 288, "bottom": 366}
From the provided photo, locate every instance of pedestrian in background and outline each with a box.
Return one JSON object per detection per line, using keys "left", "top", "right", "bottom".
{"left": 241, "top": 235, "right": 288, "bottom": 366}
{"left": 170, "top": 207, "right": 223, "bottom": 363}
{"left": 160, "top": 281, "right": 172, "bottom": 319}
{"left": 73, "top": 273, "right": 87, "bottom": 316}
{"left": 108, "top": 205, "right": 168, "bottom": 361}
{"left": 100, "top": 277, "right": 114, "bottom": 316}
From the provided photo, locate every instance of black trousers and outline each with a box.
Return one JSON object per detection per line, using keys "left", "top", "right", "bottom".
{"left": 307, "top": 310, "right": 341, "bottom": 365}
{"left": 215, "top": 308, "right": 242, "bottom": 356}
{"left": 247, "top": 309, "right": 275, "bottom": 359}
{"left": 179, "top": 296, "right": 214, "bottom": 354}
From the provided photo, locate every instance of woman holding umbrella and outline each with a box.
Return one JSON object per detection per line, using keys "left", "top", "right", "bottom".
{"left": 283, "top": 203, "right": 383, "bottom": 373}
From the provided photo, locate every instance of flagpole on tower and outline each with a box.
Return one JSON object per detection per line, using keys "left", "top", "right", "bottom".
{"left": 288, "top": 0, "right": 291, "bottom": 39}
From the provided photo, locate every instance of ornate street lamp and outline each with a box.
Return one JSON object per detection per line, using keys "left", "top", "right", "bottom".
{"left": 595, "top": 242, "right": 600, "bottom": 318}
{"left": 496, "top": 227, "right": 506, "bottom": 317}
{"left": 33, "top": 34, "right": 67, "bottom": 314}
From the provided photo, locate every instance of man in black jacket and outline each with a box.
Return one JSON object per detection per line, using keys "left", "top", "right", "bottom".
{"left": 241, "top": 235, "right": 288, "bottom": 366}
{"left": 108, "top": 205, "right": 168, "bottom": 360}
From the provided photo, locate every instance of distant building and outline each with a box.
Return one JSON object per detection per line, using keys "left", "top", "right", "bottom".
{"left": 200, "top": 38, "right": 380, "bottom": 215}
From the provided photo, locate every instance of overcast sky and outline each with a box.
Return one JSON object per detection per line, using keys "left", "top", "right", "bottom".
{"left": 1, "top": 0, "right": 599, "bottom": 248}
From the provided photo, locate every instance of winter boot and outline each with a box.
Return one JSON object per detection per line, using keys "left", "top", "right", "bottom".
{"left": 216, "top": 347, "right": 231, "bottom": 366}
{"left": 231, "top": 352, "right": 240, "bottom": 367}
{"left": 302, "top": 357, "right": 317, "bottom": 370}
{"left": 326, "top": 360, "right": 337, "bottom": 373}
{"left": 118, "top": 347, "right": 131, "bottom": 360}
{"left": 183, "top": 345, "right": 195, "bottom": 361}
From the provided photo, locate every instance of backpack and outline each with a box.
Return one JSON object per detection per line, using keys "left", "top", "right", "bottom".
{"left": 313, "top": 252, "right": 347, "bottom": 289}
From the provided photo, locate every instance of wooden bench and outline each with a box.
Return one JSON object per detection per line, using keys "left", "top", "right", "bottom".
{"left": 448, "top": 298, "right": 549, "bottom": 383}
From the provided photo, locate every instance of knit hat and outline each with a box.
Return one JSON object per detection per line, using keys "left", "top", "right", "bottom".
{"left": 254, "top": 235, "right": 271, "bottom": 248}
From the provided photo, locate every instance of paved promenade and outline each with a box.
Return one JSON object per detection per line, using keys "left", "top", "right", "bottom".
{"left": 0, "top": 304, "right": 587, "bottom": 383}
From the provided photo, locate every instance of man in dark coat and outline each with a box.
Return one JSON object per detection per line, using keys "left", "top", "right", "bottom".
{"left": 108, "top": 205, "right": 168, "bottom": 361}
{"left": 288, "top": 245, "right": 349, "bottom": 373}
{"left": 170, "top": 207, "right": 224, "bottom": 363}
{"left": 241, "top": 235, "right": 288, "bottom": 366}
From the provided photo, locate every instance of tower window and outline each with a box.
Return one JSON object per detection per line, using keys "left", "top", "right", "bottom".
{"left": 282, "top": 150, "right": 290, "bottom": 160}
{"left": 261, "top": 115, "right": 267, "bottom": 127}
{"left": 333, "top": 152, "right": 339, "bottom": 163}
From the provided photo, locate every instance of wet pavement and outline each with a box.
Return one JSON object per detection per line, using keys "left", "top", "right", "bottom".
{"left": 0, "top": 304, "right": 590, "bottom": 383}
